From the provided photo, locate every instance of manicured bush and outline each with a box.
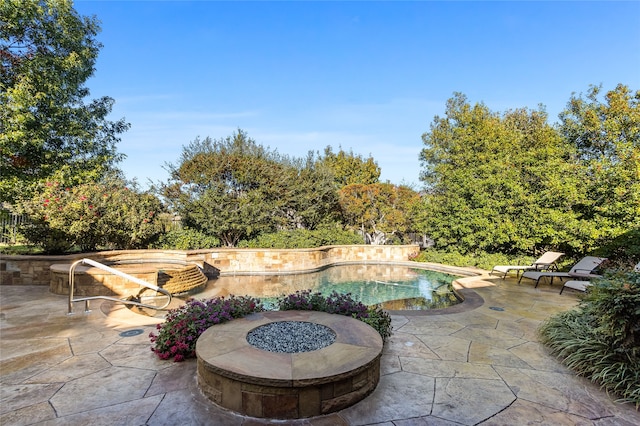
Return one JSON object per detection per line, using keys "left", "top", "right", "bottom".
{"left": 538, "top": 270, "right": 640, "bottom": 406}
{"left": 412, "top": 248, "right": 539, "bottom": 272}
{"left": 238, "top": 226, "right": 363, "bottom": 249}
{"left": 152, "top": 228, "right": 220, "bottom": 250}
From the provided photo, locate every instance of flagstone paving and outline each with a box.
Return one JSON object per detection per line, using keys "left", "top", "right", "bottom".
{"left": 1, "top": 271, "right": 639, "bottom": 425}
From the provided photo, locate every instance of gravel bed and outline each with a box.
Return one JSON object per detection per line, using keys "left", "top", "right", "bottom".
{"left": 246, "top": 321, "right": 336, "bottom": 353}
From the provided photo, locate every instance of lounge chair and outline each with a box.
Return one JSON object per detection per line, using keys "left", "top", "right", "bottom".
{"left": 560, "top": 280, "right": 593, "bottom": 294}
{"left": 561, "top": 260, "right": 639, "bottom": 294}
{"left": 519, "top": 256, "right": 607, "bottom": 288}
{"left": 490, "top": 251, "right": 564, "bottom": 279}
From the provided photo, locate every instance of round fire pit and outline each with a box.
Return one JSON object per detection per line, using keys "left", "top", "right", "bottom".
{"left": 196, "top": 310, "right": 383, "bottom": 419}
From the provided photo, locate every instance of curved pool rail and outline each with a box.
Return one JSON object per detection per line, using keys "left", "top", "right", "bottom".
{"left": 67, "top": 258, "right": 172, "bottom": 314}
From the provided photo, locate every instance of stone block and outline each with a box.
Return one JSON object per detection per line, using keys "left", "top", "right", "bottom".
{"left": 320, "top": 382, "right": 334, "bottom": 401}
{"left": 333, "top": 378, "right": 353, "bottom": 398}
{"left": 262, "top": 394, "right": 298, "bottom": 419}
{"left": 351, "top": 369, "right": 369, "bottom": 390}
{"left": 298, "top": 387, "right": 321, "bottom": 418}
{"left": 241, "top": 391, "right": 262, "bottom": 417}
{"left": 218, "top": 373, "right": 243, "bottom": 411}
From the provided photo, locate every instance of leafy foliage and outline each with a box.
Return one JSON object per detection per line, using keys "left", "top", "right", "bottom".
{"left": 163, "top": 130, "right": 340, "bottom": 247}
{"left": 238, "top": 225, "right": 363, "bottom": 248}
{"left": 559, "top": 84, "right": 640, "bottom": 258}
{"left": 276, "top": 290, "right": 392, "bottom": 341}
{"left": 419, "top": 93, "right": 585, "bottom": 255}
{"left": 150, "top": 290, "right": 393, "bottom": 362}
{"left": 316, "top": 146, "right": 381, "bottom": 188}
{"left": 151, "top": 228, "right": 220, "bottom": 250}
{"left": 592, "top": 228, "right": 640, "bottom": 265}
{"left": 339, "top": 183, "right": 420, "bottom": 245}
{"left": 412, "top": 248, "right": 537, "bottom": 272}
{"left": 17, "top": 172, "right": 165, "bottom": 253}
{"left": 282, "top": 153, "right": 342, "bottom": 230}
{"left": 0, "top": 0, "right": 129, "bottom": 203}
{"left": 539, "top": 271, "right": 640, "bottom": 406}
{"left": 418, "top": 86, "right": 640, "bottom": 260}
{"left": 149, "top": 296, "right": 264, "bottom": 362}
{"left": 580, "top": 271, "right": 640, "bottom": 352}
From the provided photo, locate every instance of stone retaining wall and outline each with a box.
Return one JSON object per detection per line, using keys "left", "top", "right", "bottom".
{"left": 0, "top": 245, "right": 420, "bottom": 287}
{"left": 201, "top": 245, "right": 419, "bottom": 275}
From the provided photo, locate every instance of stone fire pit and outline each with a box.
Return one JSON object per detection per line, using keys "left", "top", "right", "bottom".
{"left": 196, "top": 310, "right": 383, "bottom": 419}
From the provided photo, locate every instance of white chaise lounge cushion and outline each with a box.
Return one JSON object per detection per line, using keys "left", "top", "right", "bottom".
{"left": 491, "top": 251, "right": 564, "bottom": 279}
{"left": 519, "top": 256, "right": 606, "bottom": 288}
{"left": 561, "top": 280, "right": 592, "bottom": 293}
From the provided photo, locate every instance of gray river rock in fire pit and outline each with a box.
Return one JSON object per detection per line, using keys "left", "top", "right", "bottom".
{"left": 246, "top": 320, "right": 336, "bottom": 353}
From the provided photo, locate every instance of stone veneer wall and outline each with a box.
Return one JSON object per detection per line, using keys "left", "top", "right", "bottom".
{"left": 0, "top": 245, "right": 420, "bottom": 286}
{"left": 201, "top": 245, "right": 420, "bottom": 275}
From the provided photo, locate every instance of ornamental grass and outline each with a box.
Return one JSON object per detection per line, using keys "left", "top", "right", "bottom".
{"left": 538, "top": 270, "right": 640, "bottom": 407}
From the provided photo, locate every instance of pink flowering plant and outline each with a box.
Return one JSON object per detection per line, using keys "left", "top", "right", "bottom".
{"left": 149, "top": 295, "right": 264, "bottom": 362}
{"left": 18, "top": 173, "right": 165, "bottom": 253}
{"left": 276, "top": 290, "right": 392, "bottom": 341}
{"left": 151, "top": 290, "right": 392, "bottom": 362}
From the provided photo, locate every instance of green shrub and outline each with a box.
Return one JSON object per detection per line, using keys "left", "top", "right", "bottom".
{"left": 0, "top": 244, "right": 44, "bottom": 255}
{"left": 412, "top": 248, "right": 538, "bottom": 272}
{"left": 539, "top": 271, "right": 640, "bottom": 406}
{"left": 152, "top": 228, "right": 220, "bottom": 250}
{"left": 17, "top": 175, "right": 165, "bottom": 253}
{"left": 580, "top": 271, "right": 640, "bottom": 353}
{"left": 239, "top": 226, "right": 363, "bottom": 249}
{"left": 592, "top": 228, "right": 640, "bottom": 265}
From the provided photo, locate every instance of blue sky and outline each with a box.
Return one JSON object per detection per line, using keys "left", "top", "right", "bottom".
{"left": 73, "top": 1, "right": 640, "bottom": 188}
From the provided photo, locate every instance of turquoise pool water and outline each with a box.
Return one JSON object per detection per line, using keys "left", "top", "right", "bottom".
{"left": 201, "top": 264, "right": 461, "bottom": 310}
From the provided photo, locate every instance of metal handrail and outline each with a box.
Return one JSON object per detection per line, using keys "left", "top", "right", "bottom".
{"left": 68, "top": 258, "right": 172, "bottom": 314}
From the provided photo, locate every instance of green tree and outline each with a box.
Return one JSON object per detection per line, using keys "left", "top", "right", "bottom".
{"left": 1, "top": 0, "right": 129, "bottom": 203}
{"left": 277, "top": 153, "right": 342, "bottom": 231}
{"left": 317, "top": 146, "right": 380, "bottom": 188}
{"left": 419, "top": 93, "right": 585, "bottom": 255}
{"left": 339, "top": 182, "right": 419, "bottom": 244}
{"left": 559, "top": 84, "right": 640, "bottom": 257}
{"left": 164, "top": 130, "right": 340, "bottom": 247}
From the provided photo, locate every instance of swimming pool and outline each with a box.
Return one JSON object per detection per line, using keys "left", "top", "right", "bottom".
{"left": 197, "top": 264, "right": 461, "bottom": 310}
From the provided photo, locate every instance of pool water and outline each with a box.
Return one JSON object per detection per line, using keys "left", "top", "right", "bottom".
{"left": 199, "top": 264, "right": 461, "bottom": 311}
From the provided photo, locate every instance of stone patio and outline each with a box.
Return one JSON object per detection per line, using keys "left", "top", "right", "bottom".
{"left": 1, "top": 270, "right": 639, "bottom": 425}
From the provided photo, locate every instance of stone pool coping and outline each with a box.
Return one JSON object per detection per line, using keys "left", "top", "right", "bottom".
{"left": 386, "top": 269, "right": 487, "bottom": 316}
